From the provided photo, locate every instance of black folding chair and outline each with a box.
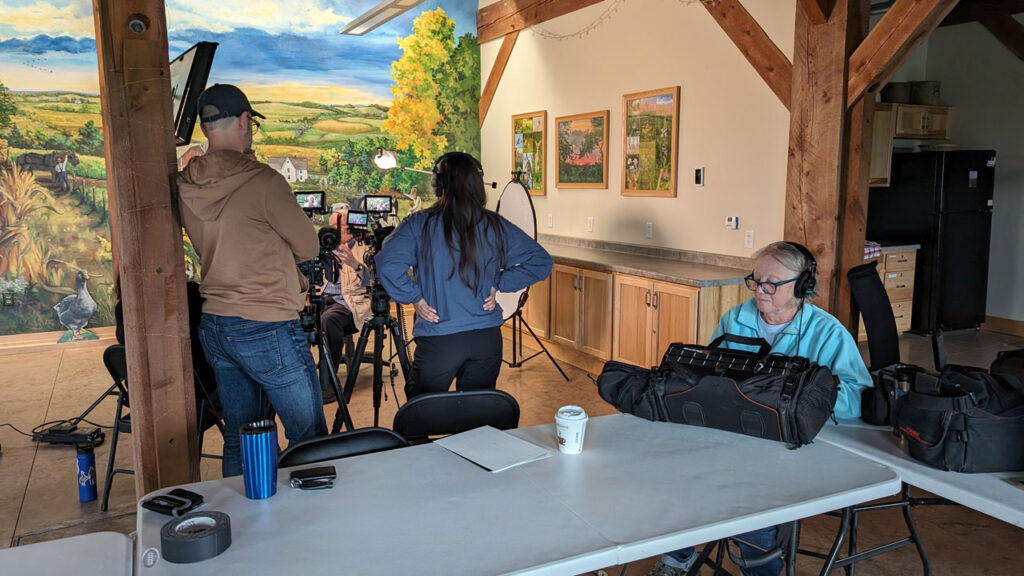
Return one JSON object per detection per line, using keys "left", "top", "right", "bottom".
{"left": 100, "top": 344, "right": 133, "bottom": 512}
{"left": 392, "top": 390, "right": 520, "bottom": 444}
{"left": 848, "top": 261, "right": 900, "bottom": 371}
{"left": 278, "top": 427, "right": 408, "bottom": 468}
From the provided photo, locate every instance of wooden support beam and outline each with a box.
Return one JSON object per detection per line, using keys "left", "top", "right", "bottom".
{"left": 979, "top": 14, "right": 1024, "bottom": 62}
{"left": 477, "top": 0, "right": 603, "bottom": 44}
{"left": 479, "top": 30, "right": 519, "bottom": 127}
{"left": 847, "top": 0, "right": 960, "bottom": 107}
{"left": 799, "top": 0, "right": 833, "bottom": 24}
{"left": 940, "top": 0, "right": 1024, "bottom": 27}
{"left": 702, "top": 0, "right": 793, "bottom": 109}
{"left": 785, "top": 0, "right": 869, "bottom": 315}
{"left": 93, "top": 0, "right": 198, "bottom": 496}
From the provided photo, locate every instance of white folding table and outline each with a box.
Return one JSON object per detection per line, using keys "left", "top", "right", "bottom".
{"left": 817, "top": 420, "right": 1024, "bottom": 528}
{"left": 134, "top": 414, "right": 900, "bottom": 576}
{"left": 0, "top": 531, "right": 133, "bottom": 576}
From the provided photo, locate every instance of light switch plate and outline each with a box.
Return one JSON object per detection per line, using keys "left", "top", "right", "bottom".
{"left": 744, "top": 230, "right": 755, "bottom": 249}
{"left": 586, "top": 216, "right": 594, "bottom": 232}
{"left": 645, "top": 221, "right": 654, "bottom": 239}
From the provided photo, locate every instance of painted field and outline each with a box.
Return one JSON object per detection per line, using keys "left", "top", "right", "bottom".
{"left": 312, "top": 118, "right": 375, "bottom": 134}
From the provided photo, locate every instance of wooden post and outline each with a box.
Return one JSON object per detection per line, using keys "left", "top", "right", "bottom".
{"left": 92, "top": 0, "right": 198, "bottom": 496}
{"left": 785, "top": 0, "right": 870, "bottom": 320}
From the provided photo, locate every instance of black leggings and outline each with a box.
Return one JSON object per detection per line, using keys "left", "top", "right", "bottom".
{"left": 406, "top": 326, "right": 503, "bottom": 399}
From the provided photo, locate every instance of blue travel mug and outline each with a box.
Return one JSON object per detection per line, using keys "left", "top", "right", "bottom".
{"left": 240, "top": 419, "right": 278, "bottom": 499}
{"left": 76, "top": 443, "right": 97, "bottom": 502}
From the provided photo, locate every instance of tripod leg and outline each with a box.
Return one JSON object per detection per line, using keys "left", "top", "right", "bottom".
{"left": 320, "top": 339, "right": 353, "bottom": 433}
{"left": 372, "top": 325, "right": 385, "bottom": 428}
{"left": 520, "top": 313, "right": 570, "bottom": 381}
{"left": 335, "top": 323, "right": 372, "bottom": 433}
{"left": 386, "top": 318, "right": 413, "bottom": 380}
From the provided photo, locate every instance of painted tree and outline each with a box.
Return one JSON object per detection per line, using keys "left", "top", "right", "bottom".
{"left": 382, "top": 8, "right": 455, "bottom": 169}
{"left": 0, "top": 80, "right": 16, "bottom": 130}
{"left": 76, "top": 120, "right": 104, "bottom": 156}
{"left": 435, "top": 33, "right": 480, "bottom": 155}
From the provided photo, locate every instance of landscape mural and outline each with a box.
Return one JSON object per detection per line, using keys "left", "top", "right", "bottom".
{"left": 0, "top": 0, "right": 480, "bottom": 338}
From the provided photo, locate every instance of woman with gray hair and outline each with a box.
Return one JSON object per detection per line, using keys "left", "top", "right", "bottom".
{"left": 651, "top": 241, "right": 872, "bottom": 576}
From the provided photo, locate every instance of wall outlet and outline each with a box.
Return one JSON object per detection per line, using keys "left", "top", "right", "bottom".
{"left": 725, "top": 216, "right": 739, "bottom": 230}
{"left": 586, "top": 216, "right": 594, "bottom": 232}
{"left": 695, "top": 167, "right": 705, "bottom": 187}
{"left": 744, "top": 230, "right": 755, "bottom": 249}
{"left": 645, "top": 221, "right": 654, "bottom": 239}
{"left": 547, "top": 213, "right": 553, "bottom": 228}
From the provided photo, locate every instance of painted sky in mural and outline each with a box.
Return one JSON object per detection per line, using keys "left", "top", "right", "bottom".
{"left": 0, "top": 0, "right": 476, "bottom": 103}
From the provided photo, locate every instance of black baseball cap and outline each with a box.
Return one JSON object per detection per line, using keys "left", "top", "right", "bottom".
{"left": 197, "top": 84, "right": 265, "bottom": 123}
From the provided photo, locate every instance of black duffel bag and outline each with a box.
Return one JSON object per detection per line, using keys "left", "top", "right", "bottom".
{"left": 597, "top": 334, "right": 839, "bottom": 448}
{"left": 894, "top": 367, "right": 1024, "bottom": 473}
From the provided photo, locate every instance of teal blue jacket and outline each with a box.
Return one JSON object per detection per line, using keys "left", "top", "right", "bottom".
{"left": 712, "top": 298, "right": 872, "bottom": 419}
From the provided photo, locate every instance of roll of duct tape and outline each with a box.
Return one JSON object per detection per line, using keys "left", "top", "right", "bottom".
{"left": 160, "top": 511, "right": 232, "bottom": 564}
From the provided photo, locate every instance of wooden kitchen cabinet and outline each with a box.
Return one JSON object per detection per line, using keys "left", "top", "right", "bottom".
{"left": 550, "top": 264, "right": 612, "bottom": 359}
{"left": 869, "top": 104, "right": 895, "bottom": 187}
{"left": 519, "top": 276, "right": 550, "bottom": 339}
{"left": 858, "top": 248, "right": 916, "bottom": 341}
{"left": 893, "top": 104, "right": 952, "bottom": 139}
{"left": 613, "top": 274, "right": 698, "bottom": 367}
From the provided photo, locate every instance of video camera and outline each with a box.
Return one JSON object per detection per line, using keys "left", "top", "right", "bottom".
{"left": 346, "top": 195, "right": 395, "bottom": 265}
{"left": 296, "top": 225, "right": 341, "bottom": 333}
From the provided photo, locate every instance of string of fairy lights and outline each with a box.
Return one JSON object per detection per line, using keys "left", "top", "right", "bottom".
{"left": 530, "top": 0, "right": 721, "bottom": 41}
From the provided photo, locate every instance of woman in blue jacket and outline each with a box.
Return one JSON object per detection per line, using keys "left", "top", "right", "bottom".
{"left": 651, "top": 241, "right": 872, "bottom": 576}
{"left": 376, "top": 152, "right": 553, "bottom": 399}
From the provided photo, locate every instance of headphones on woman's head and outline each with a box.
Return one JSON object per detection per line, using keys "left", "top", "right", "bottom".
{"left": 785, "top": 241, "right": 818, "bottom": 299}
{"left": 431, "top": 152, "right": 483, "bottom": 195}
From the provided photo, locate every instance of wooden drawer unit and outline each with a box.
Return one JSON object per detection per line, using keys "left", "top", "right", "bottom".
{"left": 858, "top": 248, "right": 918, "bottom": 342}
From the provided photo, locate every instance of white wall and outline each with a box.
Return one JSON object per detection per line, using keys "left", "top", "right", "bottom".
{"left": 479, "top": 0, "right": 794, "bottom": 257}
{"left": 924, "top": 19, "right": 1024, "bottom": 322}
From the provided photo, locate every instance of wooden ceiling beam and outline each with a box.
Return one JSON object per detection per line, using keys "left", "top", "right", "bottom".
{"left": 799, "top": 0, "right": 834, "bottom": 24}
{"left": 979, "top": 14, "right": 1024, "bottom": 61}
{"left": 847, "top": 0, "right": 960, "bottom": 108}
{"left": 479, "top": 30, "right": 520, "bottom": 127}
{"left": 702, "top": 0, "right": 793, "bottom": 110}
{"left": 940, "top": 0, "right": 1024, "bottom": 26}
{"left": 477, "top": 0, "right": 603, "bottom": 44}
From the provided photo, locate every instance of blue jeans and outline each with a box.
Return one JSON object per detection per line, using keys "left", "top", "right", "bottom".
{"left": 199, "top": 314, "right": 326, "bottom": 477}
{"left": 663, "top": 526, "right": 782, "bottom": 576}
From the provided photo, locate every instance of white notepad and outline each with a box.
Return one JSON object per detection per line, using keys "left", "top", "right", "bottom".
{"left": 435, "top": 426, "right": 551, "bottom": 472}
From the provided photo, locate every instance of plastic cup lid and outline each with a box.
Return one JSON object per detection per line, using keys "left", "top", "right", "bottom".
{"left": 556, "top": 405, "right": 587, "bottom": 420}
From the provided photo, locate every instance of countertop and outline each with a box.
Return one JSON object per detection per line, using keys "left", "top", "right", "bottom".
{"left": 541, "top": 243, "right": 749, "bottom": 288}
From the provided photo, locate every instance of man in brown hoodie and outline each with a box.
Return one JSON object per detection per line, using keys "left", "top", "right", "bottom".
{"left": 178, "top": 84, "right": 325, "bottom": 477}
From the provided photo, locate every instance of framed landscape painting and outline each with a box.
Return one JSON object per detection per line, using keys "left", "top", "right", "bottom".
{"left": 512, "top": 111, "right": 546, "bottom": 195}
{"left": 622, "top": 86, "right": 679, "bottom": 197}
{"left": 555, "top": 110, "right": 609, "bottom": 189}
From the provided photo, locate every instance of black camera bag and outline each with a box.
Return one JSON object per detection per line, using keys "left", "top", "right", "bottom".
{"left": 596, "top": 334, "right": 839, "bottom": 448}
{"left": 991, "top": 348, "right": 1024, "bottom": 380}
{"left": 894, "top": 367, "right": 1024, "bottom": 473}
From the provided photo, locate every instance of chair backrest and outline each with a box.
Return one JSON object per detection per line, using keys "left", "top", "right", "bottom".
{"left": 847, "top": 261, "right": 900, "bottom": 370}
{"left": 392, "top": 390, "right": 520, "bottom": 443}
{"left": 102, "top": 344, "right": 129, "bottom": 404}
{"left": 278, "top": 427, "right": 408, "bottom": 468}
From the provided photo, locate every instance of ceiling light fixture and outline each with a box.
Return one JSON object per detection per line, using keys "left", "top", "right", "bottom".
{"left": 340, "top": 0, "right": 425, "bottom": 36}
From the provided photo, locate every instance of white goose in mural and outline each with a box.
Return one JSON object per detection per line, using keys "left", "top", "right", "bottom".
{"left": 54, "top": 270, "right": 97, "bottom": 340}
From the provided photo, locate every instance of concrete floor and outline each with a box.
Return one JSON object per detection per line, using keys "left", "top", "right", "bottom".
{"left": 1, "top": 327, "right": 1022, "bottom": 574}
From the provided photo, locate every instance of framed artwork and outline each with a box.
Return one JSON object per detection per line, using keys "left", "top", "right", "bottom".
{"left": 622, "top": 86, "right": 680, "bottom": 197}
{"left": 512, "top": 111, "right": 546, "bottom": 195}
{"left": 555, "top": 110, "right": 609, "bottom": 189}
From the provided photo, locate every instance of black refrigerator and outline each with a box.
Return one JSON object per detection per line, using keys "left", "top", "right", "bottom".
{"left": 866, "top": 150, "right": 996, "bottom": 333}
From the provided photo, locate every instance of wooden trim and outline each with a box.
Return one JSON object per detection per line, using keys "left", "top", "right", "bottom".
{"left": 702, "top": 0, "right": 793, "bottom": 110}
{"left": 979, "top": 14, "right": 1024, "bottom": 63}
{"left": 621, "top": 86, "right": 679, "bottom": 197}
{"left": 0, "top": 326, "right": 116, "bottom": 356}
{"left": 940, "top": 0, "right": 1024, "bottom": 27}
{"left": 479, "top": 30, "right": 519, "bottom": 128}
{"left": 798, "top": 0, "right": 832, "bottom": 25}
{"left": 93, "top": 0, "right": 198, "bottom": 495}
{"left": 847, "top": 0, "right": 959, "bottom": 107}
{"left": 477, "top": 0, "right": 604, "bottom": 44}
{"left": 984, "top": 315, "right": 1024, "bottom": 338}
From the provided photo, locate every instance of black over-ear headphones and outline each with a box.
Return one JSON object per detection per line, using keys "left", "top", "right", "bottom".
{"left": 431, "top": 152, "right": 483, "bottom": 196}
{"left": 785, "top": 241, "right": 818, "bottom": 299}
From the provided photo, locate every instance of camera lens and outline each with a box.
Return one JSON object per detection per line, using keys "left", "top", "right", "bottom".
{"left": 318, "top": 227, "right": 340, "bottom": 251}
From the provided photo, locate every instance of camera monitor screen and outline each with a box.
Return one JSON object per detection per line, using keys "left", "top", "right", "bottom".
{"left": 347, "top": 211, "right": 369, "bottom": 227}
{"left": 170, "top": 42, "right": 218, "bottom": 146}
{"left": 296, "top": 191, "right": 325, "bottom": 211}
{"left": 363, "top": 195, "right": 392, "bottom": 213}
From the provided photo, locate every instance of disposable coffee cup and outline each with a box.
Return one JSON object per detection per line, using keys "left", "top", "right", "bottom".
{"left": 555, "top": 405, "right": 588, "bottom": 455}
{"left": 240, "top": 419, "right": 278, "bottom": 499}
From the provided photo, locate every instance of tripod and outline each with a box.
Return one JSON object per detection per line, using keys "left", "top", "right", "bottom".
{"left": 503, "top": 290, "right": 569, "bottom": 381}
{"left": 333, "top": 283, "right": 412, "bottom": 431}
{"left": 306, "top": 291, "right": 355, "bottom": 433}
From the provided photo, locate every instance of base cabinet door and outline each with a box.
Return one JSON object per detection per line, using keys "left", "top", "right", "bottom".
{"left": 612, "top": 275, "right": 654, "bottom": 366}
{"left": 550, "top": 264, "right": 580, "bottom": 348}
{"left": 652, "top": 282, "right": 699, "bottom": 362}
{"left": 549, "top": 264, "right": 613, "bottom": 360}
{"left": 521, "top": 276, "right": 551, "bottom": 339}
